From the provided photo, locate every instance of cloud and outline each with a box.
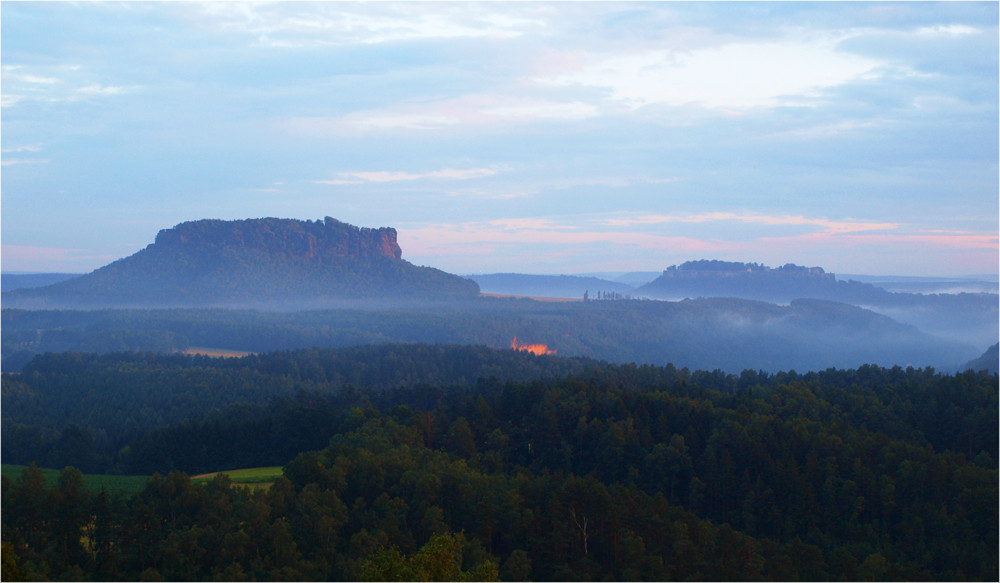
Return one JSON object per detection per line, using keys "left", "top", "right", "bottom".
{"left": 362, "top": 97, "right": 596, "bottom": 128}
{"left": 1, "top": 144, "right": 48, "bottom": 165}
{"left": 76, "top": 84, "right": 125, "bottom": 96}
{"left": 828, "top": 231, "right": 998, "bottom": 250}
{"left": 2, "top": 64, "right": 131, "bottom": 106}
{"left": 1, "top": 145, "right": 42, "bottom": 153}
{"left": 2, "top": 2, "right": 994, "bottom": 277}
{"left": 313, "top": 167, "right": 500, "bottom": 185}
{"left": 341, "top": 112, "right": 462, "bottom": 131}
{"left": 428, "top": 173, "right": 681, "bottom": 202}
{"left": 1, "top": 158, "right": 49, "bottom": 167}
{"left": 191, "top": 2, "right": 546, "bottom": 47}
{"left": 486, "top": 218, "right": 579, "bottom": 231}
{"left": 602, "top": 212, "right": 899, "bottom": 235}
{"left": 396, "top": 215, "right": 995, "bottom": 275}
{"left": 767, "top": 119, "right": 891, "bottom": 141}
{"left": 915, "top": 24, "right": 982, "bottom": 37}
{"left": 478, "top": 99, "right": 599, "bottom": 121}
{"left": 402, "top": 217, "right": 729, "bottom": 253}
{"left": 535, "top": 34, "right": 883, "bottom": 110}
{"left": 403, "top": 212, "right": 959, "bottom": 255}
{"left": 1, "top": 66, "right": 59, "bottom": 85}
{"left": 300, "top": 95, "right": 600, "bottom": 134}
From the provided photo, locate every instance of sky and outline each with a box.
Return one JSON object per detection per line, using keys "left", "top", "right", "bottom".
{"left": 2, "top": 1, "right": 997, "bottom": 277}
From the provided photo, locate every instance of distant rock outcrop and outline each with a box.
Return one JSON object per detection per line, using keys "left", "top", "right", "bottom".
{"left": 2, "top": 217, "right": 479, "bottom": 307}
{"left": 637, "top": 260, "right": 883, "bottom": 303}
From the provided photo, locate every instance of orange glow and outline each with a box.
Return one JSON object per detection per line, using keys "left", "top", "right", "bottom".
{"left": 511, "top": 336, "right": 556, "bottom": 355}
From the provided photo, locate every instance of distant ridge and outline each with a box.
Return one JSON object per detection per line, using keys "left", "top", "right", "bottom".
{"left": 637, "top": 260, "right": 860, "bottom": 302}
{"left": 635, "top": 260, "right": 998, "bottom": 349}
{"left": 2, "top": 217, "right": 479, "bottom": 307}
{"left": 963, "top": 343, "right": 999, "bottom": 374}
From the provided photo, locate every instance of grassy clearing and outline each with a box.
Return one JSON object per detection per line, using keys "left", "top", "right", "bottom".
{"left": 1, "top": 464, "right": 151, "bottom": 497}
{"left": 191, "top": 466, "right": 284, "bottom": 490}
{"left": 2, "top": 464, "right": 285, "bottom": 495}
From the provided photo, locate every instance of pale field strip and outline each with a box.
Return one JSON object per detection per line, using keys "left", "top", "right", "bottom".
{"left": 181, "top": 347, "right": 253, "bottom": 358}
{"left": 479, "top": 292, "right": 582, "bottom": 303}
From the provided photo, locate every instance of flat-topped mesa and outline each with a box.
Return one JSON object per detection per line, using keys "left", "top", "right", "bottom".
{"left": 3, "top": 216, "right": 479, "bottom": 306}
{"left": 636, "top": 259, "right": 858, "bottom": 303}
{"left": 153, "top": 216, "right": 402, "bottom": 261}
{"left": 661, "top": 260, "right": 835, "bottom": 281}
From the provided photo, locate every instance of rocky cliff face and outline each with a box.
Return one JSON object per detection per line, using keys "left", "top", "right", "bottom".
{"left": 153, "top": 217, "right": 403, "bottom": 262}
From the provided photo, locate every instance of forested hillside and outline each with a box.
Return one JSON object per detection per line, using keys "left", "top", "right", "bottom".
{"left": 2, "top": 345, "right": 996, "bottom": 581}
{"left": 2, "top": 345, "right": 594, "bottom": 473}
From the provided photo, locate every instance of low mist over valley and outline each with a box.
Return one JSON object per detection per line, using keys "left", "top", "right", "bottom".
{"left": 2, "top": 217, "right": 995, "bottom": 375}
{"left": 469, "top": 260, "right": 999, "bottom": 352}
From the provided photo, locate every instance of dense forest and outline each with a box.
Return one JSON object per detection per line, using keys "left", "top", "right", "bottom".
{"left": 2, "top": 345, "right": 997, "bottom": 581}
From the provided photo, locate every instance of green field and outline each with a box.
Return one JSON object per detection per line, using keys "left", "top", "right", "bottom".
{"left": 191, "top": 466, "right": 284, "bottom": 490}
{"left": 1, "top": 464, "right": 151, "bottom": 497}
{"left": 2, "top": 464, "right": 285, "bottom": 496}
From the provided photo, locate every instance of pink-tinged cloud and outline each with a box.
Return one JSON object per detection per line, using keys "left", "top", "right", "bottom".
{"left": 1, "top": 245, "right": 116, "bottom": 272}
{"left": 603, "top": 212, "right": 899, "bottom": 235}
{"left": 400, "top": 216, "right": 979, "bottom": 258}
{"left": 399, "top": 221, "right": 726, "bottom": 258}
{"left": 395, "top": 217, "right": 996, "bottom": 275}
{"left": 808, "top": 232, "right": 998, "bottom": 250}
{"left": 486, "top": 218, "right": 580, "bottom": 231}
{"left": 526, "top": 48, "right": 589, "bottom": 78}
